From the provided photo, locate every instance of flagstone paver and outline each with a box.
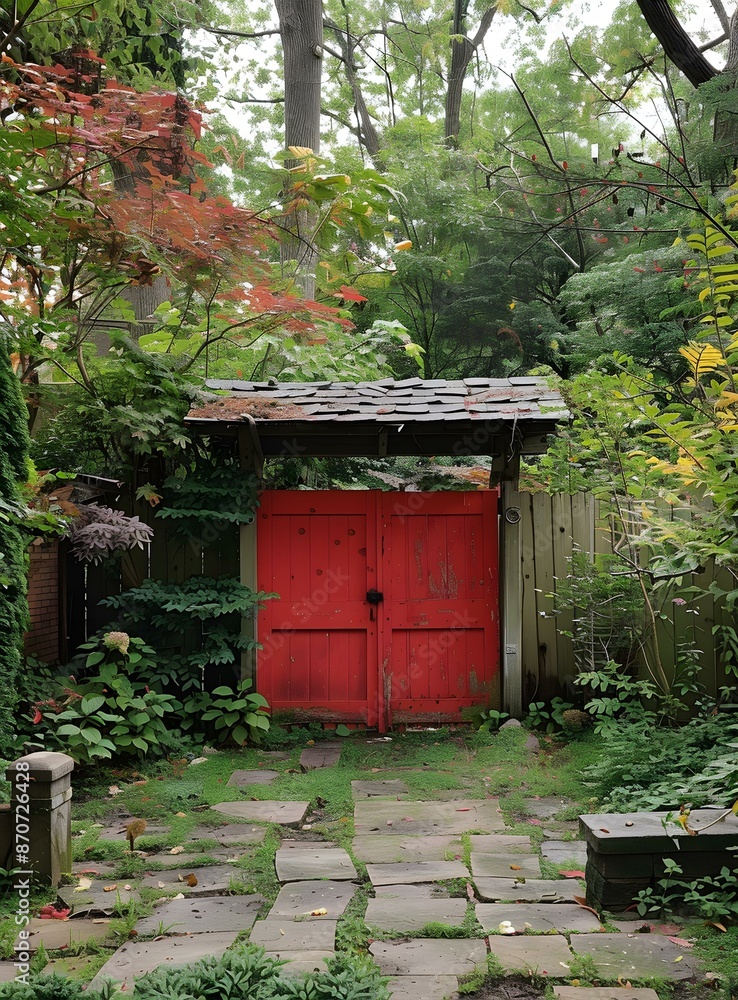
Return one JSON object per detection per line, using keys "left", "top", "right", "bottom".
{"left": 374, "top": 883, "right": 453, "bottom": 899}
{"left": 300, "top": 743, "right": 342, "bottom": 771}
{"left": 140, "top": 866, "right": 238, "bottom": 895}
{"left": 20, "top": 918, "right": 117, "bottom": 951}
{"left": 0, "top": 965, "right": 17, "bottom": 983}
{"left": 554, "top": 988, "right": 661, "bottom": 1000}
{"left": 227, "top": 769, "right": 279, "bottom": 787}
{"left": 134, "top": 895, "right": 264, "bottom": 935}
{"left": 470, "top": 852, "right": 542, "bottom": 878}
{"left": 542, "top": 842, "right": 589, "bottom": 867}
{"left": 272, "top": 952, "right": 334, "bottom": 975}
{"left": 387, "top": 975, "right": 460, "bottom": 1000}
{"left": 370, "top": 939, "right": 488, "bottom": 976}
{"left": 89, "top": 931, "right": 240, "bottom": 989}
{"left": 351, "top": 779, "right": 410, "bottom": 798}
{"left": 275, "top": 844, "right": 358, "bottom": 882}
{"left": 212, "top": 800, "right": 309, "bottom": 825}
{"left": 570, "top": 933, "right": 700, "bottom": 981}
{"left": 474, "top": 877, "right": 582, "bottom": 902}
{"left": 366, "top": 860, "right": 469, "bottom": 886}
{"left": 250, "top": 917, "right": 338, "bottom": 951}
{"left": 486, "top": 935, "right": 573, "bottom": 974}
{"left": 522, "top": 798, "right": 570, "bottom": 820}
{"left": 354, "top": 799, "right": 503, "bottom": 836}
{"left": 352, "top": 834, "right": 463, "bottom": 863}
{"left": 96, "top": 823, "right": 170, "bottom": 841}
{"left": 147, "top": 848, "right": 247, "bottom": 867}
{"left": 59, "top": 882, "right": 140, "bottom": 916}
{"left": 468, "top": 834, "right": 532, "bottom": 852}
{"left": 43, "top": 956, "right": 94, "bottom": 978}
{"left": 364, "top": 896, "right": 467, "bottom": 931}
{"left": 269, "top": 880, "right": 357, "bottom": 917}
{"left": 211, "top": 827, "right": 268, "bottom": 846}
{"left": 476, "top": 902, "right": 601, "bottom": 933}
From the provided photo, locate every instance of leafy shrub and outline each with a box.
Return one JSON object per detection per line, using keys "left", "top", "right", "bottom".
{"left": 103, "top": 576, "right": 274, "bottom": 693}
{"left": 66, "top": 504, "right": 154, "bottom": 564}
{"left": 180, "top": 680, "right": 270, "bottom": 745}
{"left": 27, "top": 634, "right": 176, "bottom": 764}
{"left": 0, "top": 974, "right": 88, "bottom": 1000}
{"left": 583, "top": 715, "right": 738, "bottom": 809}
{"left": 0, "top": 334, "right": 31, "bottom": 755}
{"left": 126, "top": 944, "right": 389, "bottom": 1000}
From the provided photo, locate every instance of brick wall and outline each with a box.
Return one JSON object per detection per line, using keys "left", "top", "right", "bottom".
{"left": 24, "top": 538, "right": 60, "bottom": 664}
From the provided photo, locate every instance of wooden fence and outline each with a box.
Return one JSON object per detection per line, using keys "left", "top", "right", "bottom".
{"left": 64, "top": 495, "right": 239, "bottom": 657}
{"left": 58, "top": 488, "right": 735, "bottom": 709}
{"left": 518, "top": 491, "right": 736, "bottom": 706}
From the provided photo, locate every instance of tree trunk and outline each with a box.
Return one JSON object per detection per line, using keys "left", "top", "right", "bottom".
{"left": 634, "top": 0, "right": 718, "bottom": 87}
{"left": 444, "top": 2, "right": 497, "bottom": 145}
{"left": 275, "top": 0, "right": 323, "bottom": 299}
{"left": 328, "top": 22, "right": 383, "bottom": 167}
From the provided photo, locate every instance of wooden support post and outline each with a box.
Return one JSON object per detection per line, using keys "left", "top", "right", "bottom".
{"left": 493, "top": 453, "right": 523, "bottom": 718}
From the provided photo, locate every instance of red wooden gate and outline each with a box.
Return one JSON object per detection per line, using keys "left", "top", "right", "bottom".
{"left": 256, "top": 490, "right": 498, "bottom": 731}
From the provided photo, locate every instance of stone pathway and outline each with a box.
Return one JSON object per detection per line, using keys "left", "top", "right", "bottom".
{"left": 41, "top": 742, "right": 703, "bottom": 998}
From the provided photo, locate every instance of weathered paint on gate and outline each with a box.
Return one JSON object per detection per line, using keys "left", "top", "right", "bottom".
{"left": 256, "top": 490, "right": 499, "bottom": 731}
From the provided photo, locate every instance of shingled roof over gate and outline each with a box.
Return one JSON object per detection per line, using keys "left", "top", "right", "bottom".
{"left": 185, "top": 376, "right": 567, "bottom": 459}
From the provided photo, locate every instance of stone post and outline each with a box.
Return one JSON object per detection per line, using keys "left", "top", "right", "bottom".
{"left": 7, "top": 752, "right": 74, "bottom": 887}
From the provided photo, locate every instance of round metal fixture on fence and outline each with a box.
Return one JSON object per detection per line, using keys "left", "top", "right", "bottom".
{"left": 504, "top": 506, "right": 521, "bottom": 524}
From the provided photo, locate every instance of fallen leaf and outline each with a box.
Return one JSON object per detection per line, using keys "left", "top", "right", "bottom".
{"left": 668, "top": 938, "right": 693, "bottom": 948}
{"left": 91, "top": 919, "right": 110, "bottom": 925}
{"left": 528, "top": 818, "right": 542, "bottom": 826}
{"left": 108, "top": 785, "right": 123, "bottom": 796}
{"left": 456, "top": 807, "right": 471, "bottom": 812}
{"left": 74, "top": 877, "right": 92, "bottom": 892}
{"left": 466, "top": 883, "right": 476, "bottom": 901}
{"left": 280, "top": 927, "right": 285, "bottom": 935}
{"left": 599, "top": 828, "right": 610, "bottom": 833}
{"left": 157, "top": 881, "right": 166, "bottom": 889}
{"left": 174, "top": 812, "right": 186, "bottom": 818}
{"left": 169, "top": 846, "right": 185, "bottom": 855}
{"left": 76, "top": 869, "right": 99, "bottom": 875}
{"left": 310, "top": 908, "right": 328, "bottom": 916}
{"left": 560, "top": 870, "right": 586, "bottom": 879}
{"left": 173, "top": 893, "right": 185, "bottom": 899}
{"left": 510, "top": 864, "right": 522, "bottom": 871}
{"left": 402, "top": 817, "right": 414, "bottom": 822}
{"left": 133, "top": 780, "right": 148, "bottom": 786}
{"left": 184, "top": 874, "right": 198, "bottom": 886}
{"left": 573, "top": 897, "right": 600, "bottom": 918}
{"left": 617, "top": 978, "right": 632, "bottom": 988}
{"left": 371, "top": 767, "right": 380, "bottom": 773}
{"left": 103, "top": 884, "right": 117, "bottom": 892}
{"left": 704, "top": 921, "right": 727, "bottom": 932}
{"left": 386, "top": 821, "right": 393, "bottom": 826}
{"left": 674, "top": 956, "right": 684, "bottom": 963}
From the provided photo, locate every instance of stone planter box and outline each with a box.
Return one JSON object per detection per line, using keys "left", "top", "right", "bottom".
{"left": 580, "top": 809, "right": 738, "bottom": 911}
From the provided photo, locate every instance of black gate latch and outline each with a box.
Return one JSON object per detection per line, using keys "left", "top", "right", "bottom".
{"left": 366, "top": 588, "right": 384, "bottom": 604}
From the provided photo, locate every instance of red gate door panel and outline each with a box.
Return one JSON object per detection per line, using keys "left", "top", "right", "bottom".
{"left": 380, "top": 492, "right": 498, "bottom": 725}
{"left": 257, "top": 492, "right": 379, "bottom": 726}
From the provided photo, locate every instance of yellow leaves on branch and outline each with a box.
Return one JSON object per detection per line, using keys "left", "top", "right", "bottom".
{"left": 678, "top": 342, "right": 726, "bottom": 377}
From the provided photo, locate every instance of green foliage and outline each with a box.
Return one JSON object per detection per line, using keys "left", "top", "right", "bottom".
{"left": 583, "top": 715, "right": 738, "bottom": 810}
{"left": 0, "top": 334, "right": 30, "bottom": 754}
{"left": 636, "top": 859, "right": 738, "bottom": 923}
{"left": 154, "top": 463, "right": 258, "bottom": 540}
{"left": 0, "top": 973, "right": 89, "bottom": 1000}
{"left": 28, "top": 635, "right": 175, "bottom": 764}
{"left": 525, "top": 697, "right": 574, "bottom": 733}
{"left": 102, "top": 577, "right": 273, "bottom": 693}
{"left": 113, "top": 943, "right": 390, "bottom": 1000}
{"left": 182, "top": 680, "right": 270, "bottom": 745}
